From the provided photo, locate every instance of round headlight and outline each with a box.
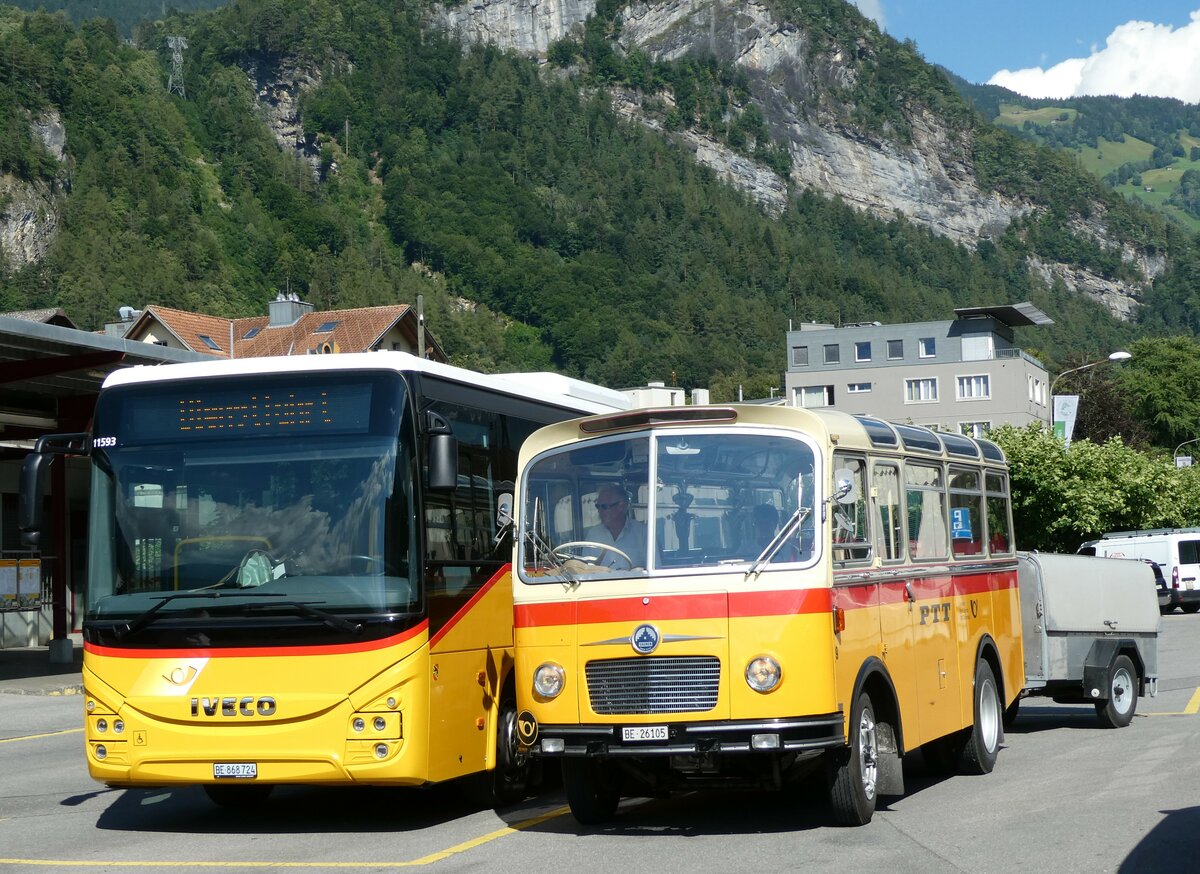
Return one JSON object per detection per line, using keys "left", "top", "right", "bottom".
{"left": 113, "top": 720, "right": 125, "bottom": 734}
{"left": 96, "top": 719, "right": 108, "bottom": 733}
{"left": 352, "top": 717, "right": 365, "bottom": 733}
{"left": 373, "top": 717, "right": 387, "bottom": 732}
{"left": 533, "top": 663, "right": 565, "bottom": 699}
{"left": 94, "top": 744, "right": 107, "bottom": 760}
{"left": 745, "top": 656, "right": 782, "bottom": 693}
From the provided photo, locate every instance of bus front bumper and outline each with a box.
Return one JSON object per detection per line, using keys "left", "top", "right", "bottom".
{"left": 520, "top": 714, "right": 845, "bottom": 757}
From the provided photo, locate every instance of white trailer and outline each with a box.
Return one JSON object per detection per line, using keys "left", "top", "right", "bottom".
{"left": 1015, "top": 552, "right": 1160, "bottom": 728}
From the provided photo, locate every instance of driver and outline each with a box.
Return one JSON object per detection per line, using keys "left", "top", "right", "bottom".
{"left": 583, "top": 483, "right": 648, "bottom": 570}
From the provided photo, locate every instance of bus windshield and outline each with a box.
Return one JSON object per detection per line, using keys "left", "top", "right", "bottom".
{"left": 519, "top": 429, "right": 819, "bottom": 581}
{"left": 85, "top": 372, "right": 417, "bottom": 646}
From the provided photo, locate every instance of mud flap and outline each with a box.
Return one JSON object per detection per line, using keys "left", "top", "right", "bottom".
{"left": 1082, "top": 638, "right": 1133, "bottom": 702}
{"left": 875, "top": 721, "right": 904, "bottom": 797}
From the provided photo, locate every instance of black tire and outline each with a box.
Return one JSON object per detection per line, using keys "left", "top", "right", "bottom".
{"left": 1002, "top": 696, "right": 1020, "bottom": 729}
{"left": 562, "top": 759, "right": 620, "bottom": 825}
{"left": 464, "top": 700, "right": 532, "bottom": 808}
{"left": 203, "top": 783, "right": 274, "bottom": 808}
{"left": 1095, "top": 654, "right": 1139, "bottom": 729}
{"left": 1160, "top": 605, "right": 1175, "bottom": 615}
{"left": 960, "top": 660, "right": 1002, "bottom": 776}
{"left": 1182, "top": 603, "right": 1200, "bottom": 614}
{"left": 829, "top": 692, "right": 878, "bottom": 826}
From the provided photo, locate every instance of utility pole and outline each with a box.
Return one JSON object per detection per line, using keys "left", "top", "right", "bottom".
{"left": 167, "top": 36, "right": 188, "bottom": 99}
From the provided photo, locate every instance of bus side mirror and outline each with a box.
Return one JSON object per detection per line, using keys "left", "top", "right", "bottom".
{"left": 832, "top": 468, "right": 858, "bottom": 505}
{"left": 19, "top": 451, "right": 49, "bottom": 547}
{"left": 18, "top": 432, "right": 90, "bottom": 547}
{"left": 496, "top": 492, "right": 513, "bottom": 529}
{"left": 426, "top": 412, "right": 458, "bottom": 492}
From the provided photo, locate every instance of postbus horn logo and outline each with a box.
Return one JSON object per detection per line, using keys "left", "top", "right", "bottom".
{"left": 631, "top": 623, "right": 660, "bottom": 654}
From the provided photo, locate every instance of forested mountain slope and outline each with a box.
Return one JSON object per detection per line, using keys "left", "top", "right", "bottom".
{"left": 1, "top": 0, "right": 1197, "bottom": 395}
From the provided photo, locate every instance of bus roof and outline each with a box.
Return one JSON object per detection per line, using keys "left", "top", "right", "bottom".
{"left": 100, "top": 351, "right": 632, "bottom": 416}
{"left": 517, "top": 404, "right": 1005, "bottom": 464}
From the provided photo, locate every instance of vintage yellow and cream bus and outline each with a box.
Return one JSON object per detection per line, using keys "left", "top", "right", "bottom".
{"left": 511, "top": 405, "right": 1022, "bottom": 825}
{"left": 19, "top": 352, "right": 628, "bottom": 807}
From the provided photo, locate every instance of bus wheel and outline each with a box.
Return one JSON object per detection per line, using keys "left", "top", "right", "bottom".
{"left": 203, "top": 783, "right": 273, "bottom": 808}
{"left": 829, "top": 692, "right": 878, "bottom": 826}
{"left": 1095, "top": 655, "right": 1138, "bottom": 729}
{"left": 961, "top": 660, "right": 1001, "bottom": 775}
{"left": 562, "top": 758, "right": 620, "bottom": 825}
{"left": 491, "top": 701, "right": 531, "bottom": 806}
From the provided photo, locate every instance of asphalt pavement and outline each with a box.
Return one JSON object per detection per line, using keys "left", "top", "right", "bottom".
{"left": 0, "top": 644, "right": 83, "bottom": 696}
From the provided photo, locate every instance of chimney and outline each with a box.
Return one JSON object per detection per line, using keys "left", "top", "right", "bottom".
{"left": 268, "top": 292, "right": 314, "bottom": 327}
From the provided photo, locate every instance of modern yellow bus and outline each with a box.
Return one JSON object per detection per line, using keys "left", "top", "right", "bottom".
{"left": 19, "top": 352, "right": 628, "bottom": 807}
{"left": 511, "top": 405, "right": 1022, "bottom": 825}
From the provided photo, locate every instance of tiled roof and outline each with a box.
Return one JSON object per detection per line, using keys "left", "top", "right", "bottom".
{"left": 1, "top": 308, "right": 79, "bottom": 329}
{"left": 233, "top": 305, "right": 413, "bottom": 357}
{"left": 127, "top": 303, "right": 446, "bottom": 362}
{"left": 139, "top": 306, "right": 235, "bottom": 357}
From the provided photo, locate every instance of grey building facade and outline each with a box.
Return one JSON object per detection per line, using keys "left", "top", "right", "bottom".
{"left": 783, "top": 304, "right": 1053, "bottom": 436}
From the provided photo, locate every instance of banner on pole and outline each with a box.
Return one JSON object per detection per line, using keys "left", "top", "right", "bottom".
{"left": 1053, "top": 395, "right": 1080, "bottom": 446}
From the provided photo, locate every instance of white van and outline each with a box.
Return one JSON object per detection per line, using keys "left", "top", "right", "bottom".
{"left": 1079, "top": 528, "right": 1200, "bottom": 614}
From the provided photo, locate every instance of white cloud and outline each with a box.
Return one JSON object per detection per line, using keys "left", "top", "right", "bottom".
{"left": 852, "top": 0, "right": 886, "bottom": 29}
{"left": 988, "top": 11, "right": 1200, "bottom": 102}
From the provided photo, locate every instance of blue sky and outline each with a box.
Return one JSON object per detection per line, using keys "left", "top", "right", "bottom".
{"left": 852, "top": 1, "right": 1200, "bottom": 101}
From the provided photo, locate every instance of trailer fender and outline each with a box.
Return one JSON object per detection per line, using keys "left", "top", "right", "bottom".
{"left": 1082, "top": 638, "right": 1144, "bottom": 701}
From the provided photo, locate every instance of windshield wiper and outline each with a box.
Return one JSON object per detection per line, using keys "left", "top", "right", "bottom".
{"left": 746, "top": 507, "right": 810, "bottom": 580}
{"left": 224, "top": 600, "right": 364, "bottom": 635}
{"left": 112, "top": 591, "right": 285, "bottom": 639}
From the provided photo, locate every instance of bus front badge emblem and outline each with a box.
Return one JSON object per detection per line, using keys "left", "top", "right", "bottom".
{"left": 631, "top": 624, "right": 660, "bottom": 654}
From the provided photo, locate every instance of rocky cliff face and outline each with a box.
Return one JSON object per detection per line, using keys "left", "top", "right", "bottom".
{"left": 432, "top": 0, "right": 1150, "bottom": 320}
{"left": 0, "top": 110, "right": 67, "bottom": 270}
{"left": 242, "top": 56, "right": 329, "bottom": 179}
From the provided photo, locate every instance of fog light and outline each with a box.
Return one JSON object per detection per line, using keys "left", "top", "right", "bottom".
{"left": 94, "top": 744, "right": 107, "bottom": 760}
{"left": 86, "top": 699, "right": 96, "bottom": 713}
{"left": 751, "top": 733, "right": 781, "bottom": 750}
{"left": 96, "top": 719, "right": 108, "bottom": 733}
{"left": 541, "top": 738, "right": 565, "bottom": 753}
{"left": 533, "top": 663, "right": 565, "bottom": 699}
{"left": 386, "top": 697, "right": 397, "bottom": 709}
{"left": 353, "top": 717, "right": 365, "bottom": 732}
{"left": 113, "top": 720, "right": 125, "bottom": 734}
{"left": 374, "top": 743, "right": 388, "bottom": 759}
{"left": 745, "top": 656, "right": 782, "bottom": 693}
{"left": 373, "top": 716, "right": 386, "bottom": 732}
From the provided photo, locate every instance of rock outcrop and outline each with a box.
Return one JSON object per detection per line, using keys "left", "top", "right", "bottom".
{"left": 243, "top": 56, "right": 329, "bottom": 179}
{"left": 432, "top": 0, "right": 1151, "bottom": 320}
{"left": 0, "top": 109, "right": 68, "bottom": 270}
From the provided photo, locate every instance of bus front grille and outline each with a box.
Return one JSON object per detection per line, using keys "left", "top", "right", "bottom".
{"left": 585, "top": 656, "right": 720, "bottom": 714}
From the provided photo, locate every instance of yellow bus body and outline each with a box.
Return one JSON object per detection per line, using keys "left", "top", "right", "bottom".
{"left": 83, "top": 569, "right": 516, "bottom": 788}
{"left": 512, "top": 405, "right": 1022, "bottom": 822}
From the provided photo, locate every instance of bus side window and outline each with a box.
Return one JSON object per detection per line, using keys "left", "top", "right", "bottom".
{"left": 873, "top": 462, "right": 903, "bottom": 561}
{"left": 832, "top": 454, "right": 871, "bottom": 562}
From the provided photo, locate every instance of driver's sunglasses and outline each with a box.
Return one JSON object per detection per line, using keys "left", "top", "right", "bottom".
{"left": 595, "top": 500, "right": 625, "bottom": 510}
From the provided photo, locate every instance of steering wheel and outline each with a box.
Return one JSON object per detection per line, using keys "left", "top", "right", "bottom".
{"left": 551, "top": 540, "right": 634, "bottom": 568}
{"left": 347, "top": 554, "right": 394, "bottom": 575}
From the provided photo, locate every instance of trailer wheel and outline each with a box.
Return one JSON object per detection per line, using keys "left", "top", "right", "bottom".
{"left": 829, "top": 692, "right": 878, "bottom": 826}
{"left": 1095, "top": 654, "right": 1138, "bottom": 729}
{"left": 562, "top": 759, "right": 620, "bottom": 825}
{"left": 960, "top": 660, "right": 1001, "bottom": 776}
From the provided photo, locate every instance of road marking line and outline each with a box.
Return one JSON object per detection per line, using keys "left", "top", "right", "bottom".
{"left": 1186, "top": 687, "right": 1200, "bottom": 714}
{"left": 0, "top": 804, "right": 572, "bottom": 869}
{"left": 0, "top": 728, "right": 83, "bottom": 744}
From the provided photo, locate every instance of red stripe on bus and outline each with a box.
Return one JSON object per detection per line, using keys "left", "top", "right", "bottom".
{"left": 516, "top": 589, "right": 832, "bottom": 627}
{"left": 428, "top": 565, "right": 510, "bottom": 649}
{"left": 83, "top": 621, "right": 429, "bottom": 660}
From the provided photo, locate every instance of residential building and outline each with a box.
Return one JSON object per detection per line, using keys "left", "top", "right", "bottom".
{"left": 783, "top": 303, "right": 1053, "bottom": 436}
{"left": 113, "top": 294, "right": 447, "bottom": 362}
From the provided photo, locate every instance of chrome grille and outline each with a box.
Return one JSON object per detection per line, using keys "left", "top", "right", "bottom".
{"left": 585, "top": 656, "right": 720, "bottom": 715}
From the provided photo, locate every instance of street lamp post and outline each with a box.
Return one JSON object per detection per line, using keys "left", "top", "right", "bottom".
{"left": 1174, "top": 437, "right": 1200, "bottom": 467}
{"left": 1050, "top": 350, "right": 1132, "bottom": 445}
{"left": 1049, "top": 350, "right": 1132, "bottom": 397}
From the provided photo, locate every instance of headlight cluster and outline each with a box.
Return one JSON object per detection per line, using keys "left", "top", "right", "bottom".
{"left": 745, "top": 655, "right": 782, "bottom": 693}
{"left": 533, "top": 662, "right": 565, "bottom": 698}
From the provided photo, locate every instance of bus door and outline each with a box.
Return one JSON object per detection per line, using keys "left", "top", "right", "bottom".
{"left": 872, "top": 460, "right": 918, "bottom": 739}
{"left": 904, "top": 462, "right": 962, "bottom": 742}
